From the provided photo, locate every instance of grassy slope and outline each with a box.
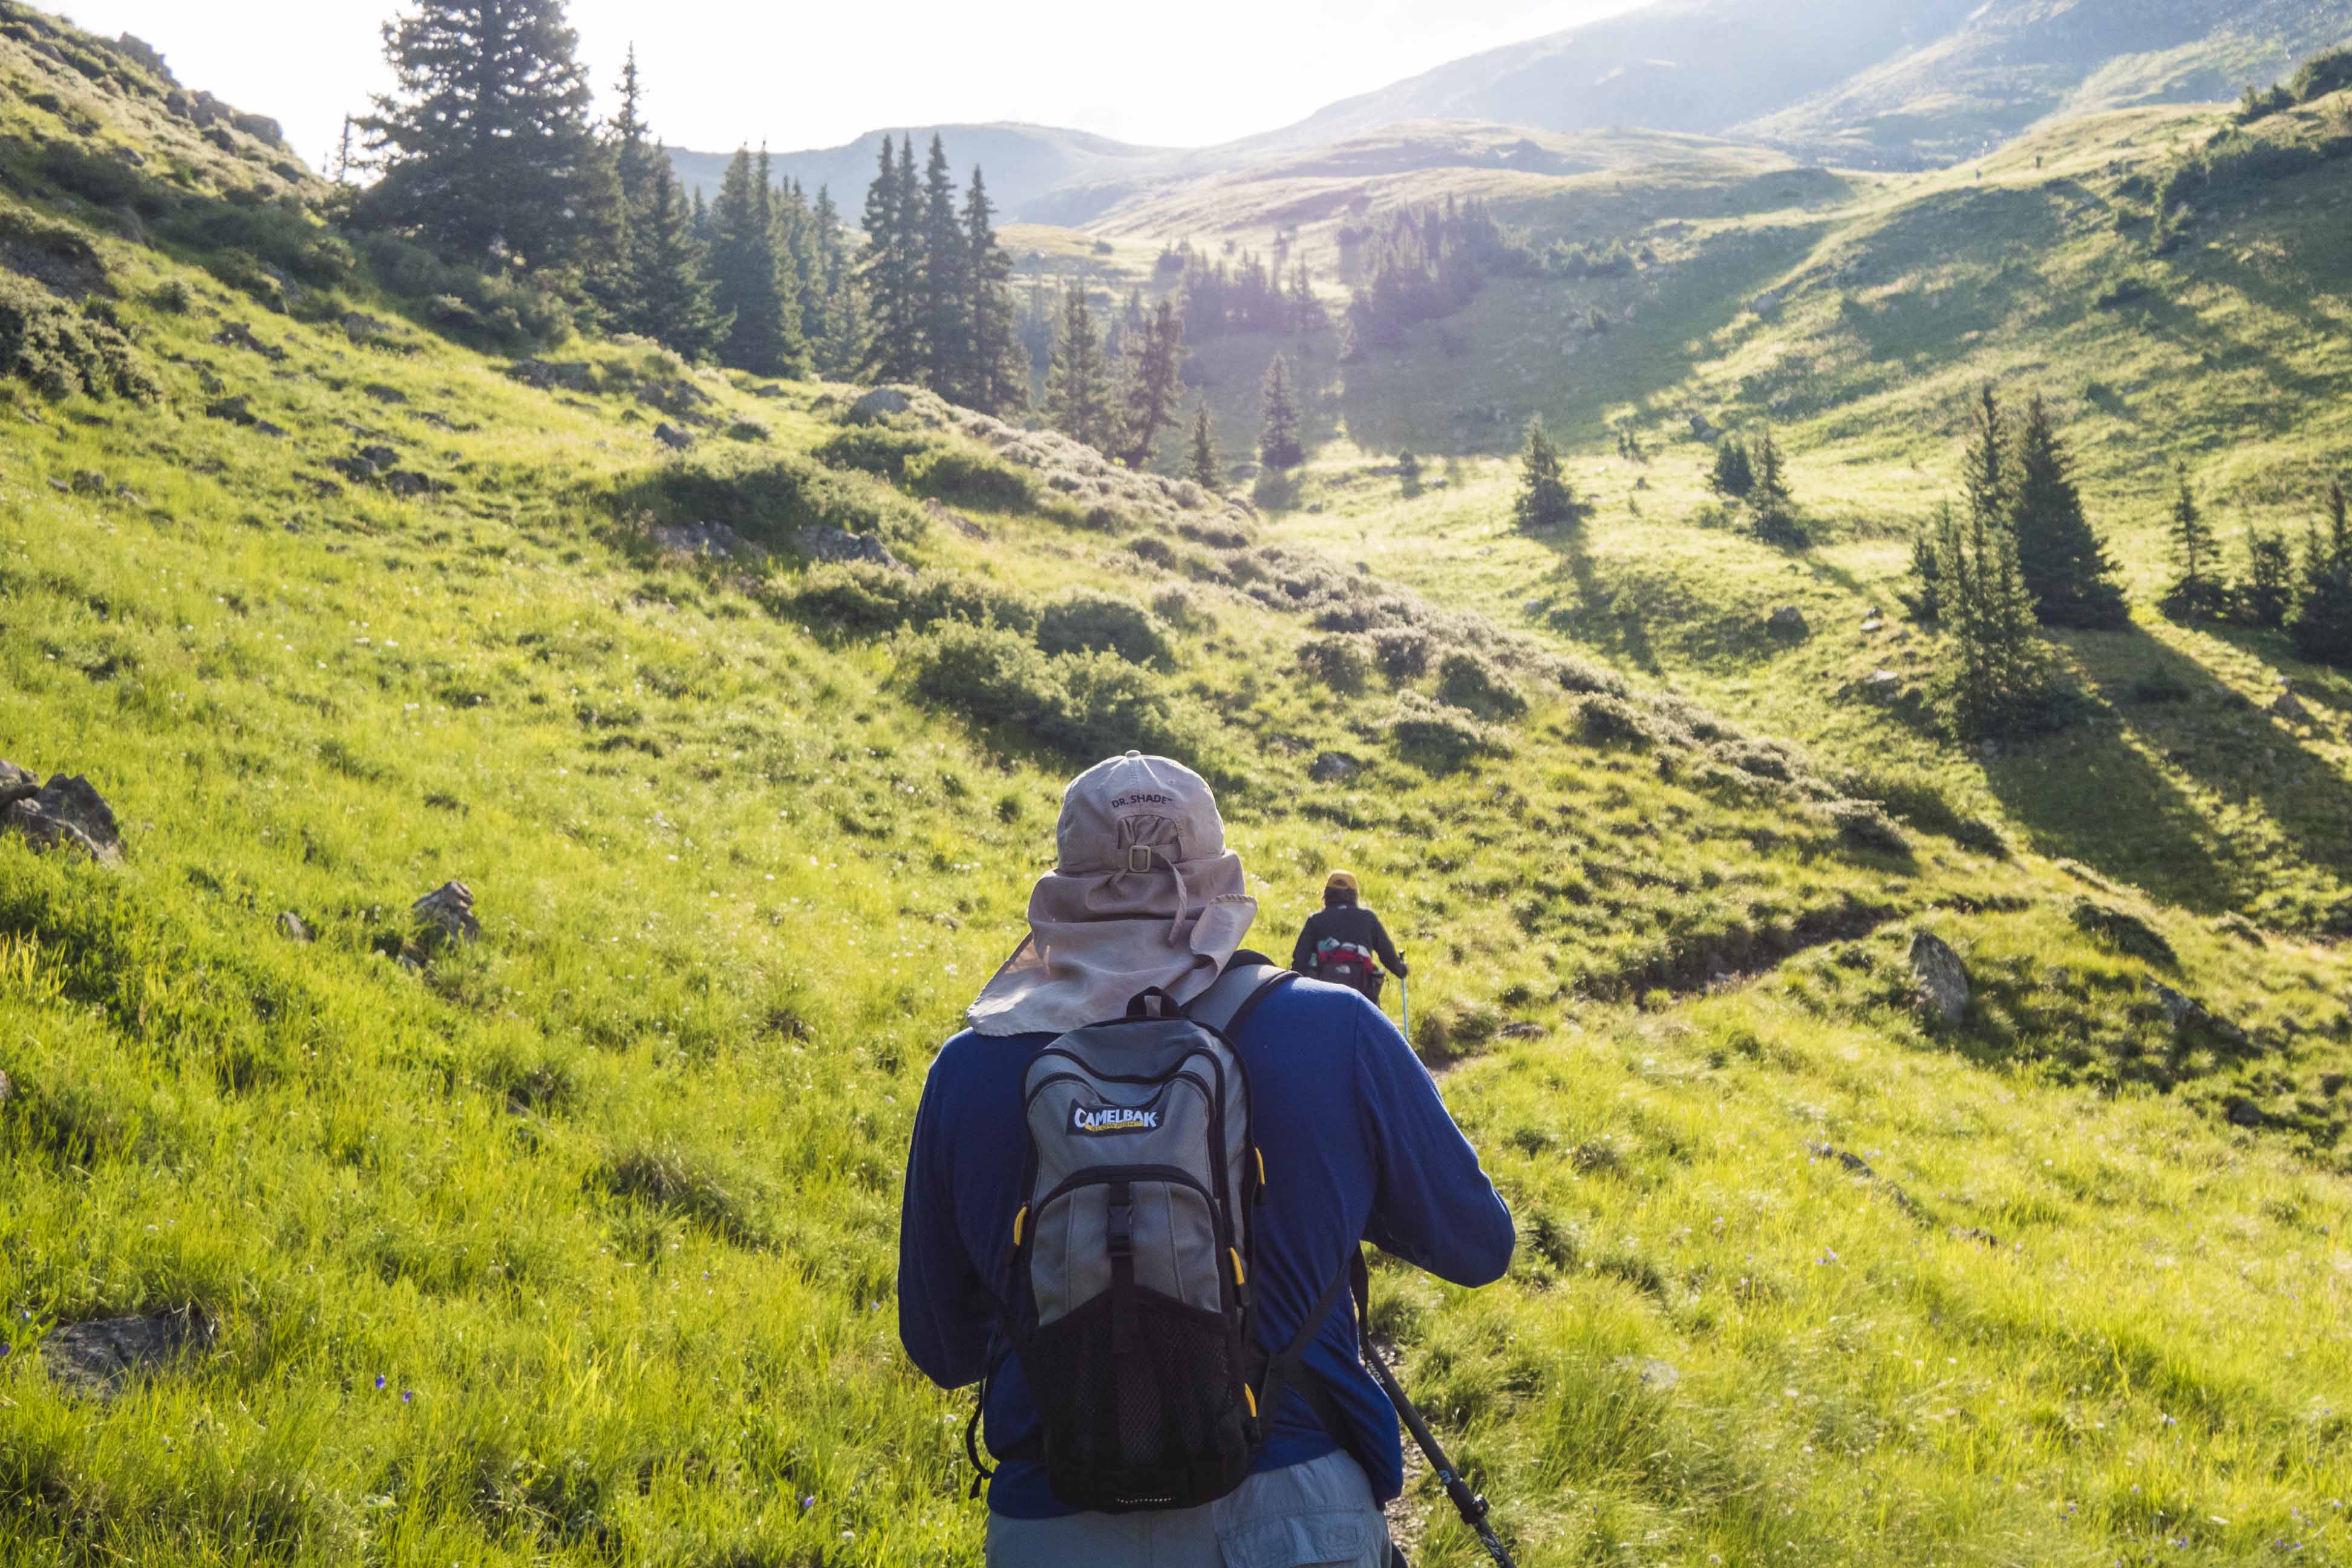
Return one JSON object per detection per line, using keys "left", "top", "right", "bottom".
{"left": 4, "top": 11, "right": 2352, "bottom": 1568}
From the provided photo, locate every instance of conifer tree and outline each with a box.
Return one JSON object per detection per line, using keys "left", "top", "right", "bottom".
{"left": 962, "top": 168, "right": 1027, "bottom": 417}
{"left": 2290, "top": 479, "right": 2352, "bottom": 665}
{"left": 2239, "top": 523, "right": 2294, "bottom": 630}
{"left": 1259, "top": 353, "right": 1304, "bottom": 471}
{"left": 2008, "top": 393, "right": 2128, "bottom": 628}
{"left": 1117, "top": 298, "right": 1186, "bottom": 468}
{"left": 626, "top": 161, "right": 724, "bottom": 360}
{"left": 809, "top": 185, "right": 864, "bottom": 377}
{"left": 1936, "top": 498, "right": 2053, "bottom": 739}
{"left": 1746, "top": 425, "right": 1800, "bottom": 544}
{"left": 2163, "top": 464, "right": 2226, "bottom": 618}
{"left": 1045, "top": 284, "right": 1111, "bottom": 449}
{"left": 1962, "top": 384, "right": 2008, "bottom": 531}
{"left": 1904, "top": 511, "right": 1953, "bottom": 624}
{"left": 358, "top": 0, "right": 614, "bottom": 272}
{"left": 1397, "top": 449, "right": 1422, "bottom": 491}
{"left": 1187, "top": 400, "right": 1220, "bottom": 489}
{"left": 858, "top": 137, "right": 923, "bottom": 384}
{"left": 1512, "top": 416, "right": 1586, "bottom": 531}
{"left": 917, "top": 135, "right": 973, "bottom": 400}
{"left": 1708, "top": 437, "right": 1754, "bottom": 498}
{"left": 708, "top": 148, "right": 803, "bottom": 376}
{"left": 607, "top": 45, "right": 661, "bottom": 218}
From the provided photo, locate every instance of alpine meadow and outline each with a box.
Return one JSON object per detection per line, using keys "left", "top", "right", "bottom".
{"left": 7, "top": 0, "right": 2352, "bottom": 1564}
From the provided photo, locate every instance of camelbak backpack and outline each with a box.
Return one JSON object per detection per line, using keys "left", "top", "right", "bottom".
{"left": 973, "top": 962, "right": 1354, "bottom": 1513}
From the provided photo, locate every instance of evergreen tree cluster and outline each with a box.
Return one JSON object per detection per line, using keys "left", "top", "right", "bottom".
{"left": 2291, "top": 480, "right": 2352, "bottom": 666}
{"left": 1040, "top": 283, "right": 1189, "bottom": 466}
{"left": 1163, "top": 243, "right": 1325, "bottom": 339}
{"left": 1340, "top": 198, "right": 1521, "bottom": 355}
{"left": 1707, "top": 429, "right": 1800, "bottom": 545}
{"left": 853, "top": 135, "right": 1027, "bottom": 413}
{"left": 1512, "top": 416, "right": 1588, "bottom": 531}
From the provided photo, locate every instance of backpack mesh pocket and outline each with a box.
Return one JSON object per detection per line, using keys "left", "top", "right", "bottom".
{"left": 1024, "top": 1285, "right": 1253, "bottom": 1511}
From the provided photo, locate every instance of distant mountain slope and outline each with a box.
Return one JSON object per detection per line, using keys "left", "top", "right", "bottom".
{"left": 666, "top": 123, "right": 1179, "bottom": 223}
{"left": 1742, "top": 0, "right": 2352, "bottom": 165}
{"left": 1253, "top": 0, "right": 2352, "bottom": 169}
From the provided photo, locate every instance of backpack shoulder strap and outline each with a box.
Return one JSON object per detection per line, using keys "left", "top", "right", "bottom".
{"left": 1186, "top": 962, "right": 1292, "bottom": 1039}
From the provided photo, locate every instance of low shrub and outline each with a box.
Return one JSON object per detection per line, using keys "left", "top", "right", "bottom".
{"left": 1149, "top": 586, "right": 1214, "bottom": 633}
{"left": 2129, "top": 668, "right": 2194, "bottom": 705}
{"left": 609, "top": 449, "right": 929, "bottom": 554}
{"left": 1573, "top": 693, "right": 1664, "bottom": 750}
{"left": 1388, "top": 691, "right": 1508, "bottom": 773}
{"left": 40, "top": 142, "right": 152, "bottom": 209}
{"left": 780, "top": 563, "right": 1037, "bottom": 638}
{"left": 1370, "top": 627, "right": 1431, "bottom": 681}
{"left": 1296, "top": 633, "right": 1373, "bottom": 696}
{"left": 1437, "top": 651, "right": 1527, "bottom": 720}
{"left": 900, "top": 622, "right": 1214, "bottom": 769}
{"left": 1543, "top": 654, "right": 1628, "bottom": 697}
{"left": 1823, "top": 799, "right": 1910, "bottom": 856}
{"left": 0, "top": 275, "right": 157, "bottom": 403}
{"left": 1036, "top": 592, "right": 1170, "bottom": 666}
{"left": 1838, "top": 765, "right": 2008, "bottom": 857}
{"left": 1412, "top": 998, "right": 1501, "bottom": 1066}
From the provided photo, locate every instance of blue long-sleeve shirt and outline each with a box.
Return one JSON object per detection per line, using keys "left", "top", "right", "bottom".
{"left": 898, "top": 970, "right": 1515, "bottom": 1518}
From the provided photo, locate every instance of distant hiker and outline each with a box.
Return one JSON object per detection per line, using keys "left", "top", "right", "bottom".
{"left": 900, "top": 751, "right": 1512, "bottom": 1566}
{"left": 1292, "top": 871, "right": 1408, "bottom": 1005}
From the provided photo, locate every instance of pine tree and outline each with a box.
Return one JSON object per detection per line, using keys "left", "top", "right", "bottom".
{"left": 1708, "top": 437, "right": 1754, "bottom": 498}
{"left": 2290, "top": 479, "right": 2352, "bottom": 666}
{"left": 1397, "top": 449, "right": 1422, "bottom": 491}
{"left": 1187, "top": 400, "right": 1220, "bottom": 489}
{"left": 626, "top": 160, "right": 724, "bottom": 360}
{"left": 708, "top": 148, "right": 802, "bottom": 376}
{"left": 607, "top": 45, "right": 661, "bottom": 218}
{"left": 1962, "top": 384, "right": 2008, "bottom": 532}
{"left": 1904, "top": 510, "right": 1953, "bottom": 624}
{"left": 2163, "top": 464, "right": 2226, "bottom": 618}
{"left": 1512, "top": 416, "right": 1586, "bottom": 531}
{"left": 2239, "top": 523, "right": 2295, "bottom": 629}
{"left": 1746, "top": 425, "right": 1801, "bottom": 545}
{"left": 962, "top": 167, "right": 1027, "bottom": 417}
{"left": 1045, "top": 284, "right": 1111, "bottom": 449}
{"left": 1116, "top": 298, "right": 1186, "bottom": 468}
{"left": 1936, "top": 497, "right": 2053, "bottom": 739}
{"left": 809, "top": 184, "right": 864, "bottom": 377}
{"left": 916, "top": 135, "right": 973, "bottom": 400}
{"left": 1259, "top": 353, "right": 1304, "bottom": 470}
{"left": 2008, "top": 393, "right": 2128, "bottom": 628}
{"left": 358, "top": 0, "right": 615, "bottom": 272}
{"left": 858, "top": 137, "right": 923, "bottom": 384}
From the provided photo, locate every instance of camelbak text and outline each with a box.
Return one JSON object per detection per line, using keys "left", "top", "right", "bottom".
{"left": 1071, "top": 1103, "right": 1160, "bottom": 1135}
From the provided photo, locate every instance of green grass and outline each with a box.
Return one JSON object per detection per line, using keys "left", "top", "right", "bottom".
{"left": 5, "top": 8, "right": 2352, "bottom": 1566}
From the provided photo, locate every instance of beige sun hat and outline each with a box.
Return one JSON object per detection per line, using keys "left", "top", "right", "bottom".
{"left": 966, "top": 751, "right": 1258, "bottom": 1037}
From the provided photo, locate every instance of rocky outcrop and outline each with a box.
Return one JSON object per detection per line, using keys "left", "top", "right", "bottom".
{"left": 506, "top": 359, "right": 595, "bottom": 392}
{"left": 1766, "top": 604, "right": 1809, "bottom": 639}
{"left": 1906, "top": 931, "right": 1969, "bottom": 1027}
{"left": 791, "top": 528, "right": 903, "bottom": 569}
{"left": 655, "top": 422, "right": 695, "bottom": 451}
{"left": 847, "top": 386, "right": 914, "bottom": 423}
{"left": 41, "top": 1307, "right": 213, "bottom": 1399}
{"left": 1, "top": 769, "right": 122, "bottom": 864}
{"left": 413, "top": 881, "right": 480, "bottom": 944}
{"left": 1310, "top": 751, "right": 1361, "bottom": 783}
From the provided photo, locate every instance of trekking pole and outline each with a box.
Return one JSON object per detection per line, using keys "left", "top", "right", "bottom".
{"left": 1399, "top": 973, "right": 1410, "bottom": 1042}
{"left": 1362, "top": 1337, "right": 1516, "bottom": 1568}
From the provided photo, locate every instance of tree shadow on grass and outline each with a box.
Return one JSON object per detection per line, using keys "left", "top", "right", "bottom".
{"left": 1534, "top": 523, "right": 1662, "bottom": 675}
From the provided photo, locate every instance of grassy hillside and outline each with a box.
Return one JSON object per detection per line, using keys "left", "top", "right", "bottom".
{"left": 5, "top": 7, "right": 2352, "bottom": 1568}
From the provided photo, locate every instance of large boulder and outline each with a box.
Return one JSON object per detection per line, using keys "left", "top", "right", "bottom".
{"left": 846, "top": 387, "right": 914, "bottom": 423}
{"left": 1310, "top": 751, "right": 1362, "bottom": 784}
{"left": 1766, "top": 604, "right": 1809, "bottom": 639}
{"left": 41, "top": 1307, "right": 212, "bottom": 1399}
{"left": 1, "top": 773, "right": 122, "bottom": 864}
{"left": 1907, "top": 931, "right": 1970, "bottom": 1027}
{"left": 413, "top": 880, "right": 480, "bottom": 943}
{"left": 654, "top": 422, "right": 695, "bottom": 452}
{"left": 0, "top": 760, "right": 36, "bottom": 805}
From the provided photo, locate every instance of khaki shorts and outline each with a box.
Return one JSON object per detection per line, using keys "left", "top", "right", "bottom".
{"left": 983, "top": 1450, "right": 1394, "bottom": 1568}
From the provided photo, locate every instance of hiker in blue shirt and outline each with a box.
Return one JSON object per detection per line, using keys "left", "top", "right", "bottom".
{"left": 899, "top": 751, "right": 1515, "bottom": 1566}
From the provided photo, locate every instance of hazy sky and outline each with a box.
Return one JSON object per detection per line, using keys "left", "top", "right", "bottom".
{"left": 54, "top": 0, "right": 1644, "bottom": 169}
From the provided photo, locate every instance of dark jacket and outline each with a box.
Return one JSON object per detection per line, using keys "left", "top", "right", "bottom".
{"left": 1291, "top": 903, "right": 1406, "bottom": 986}
{"left": 898, "top": 972, "right": 1513, "bottom": 1518}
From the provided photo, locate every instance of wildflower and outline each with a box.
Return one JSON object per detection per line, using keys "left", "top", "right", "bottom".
{"left": 374, "top": 1374, "right": 387, "bottom": 1390}
{"left": 0, "top": 1342, "right": 10, "bottom": 1357}
{"left": 800, "top": 1496, "right": 816, "bottom": 1511}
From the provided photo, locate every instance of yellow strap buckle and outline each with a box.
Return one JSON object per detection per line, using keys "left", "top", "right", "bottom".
{"left": 1013, "top": 1205, "right": 1028, "bottom": 1246}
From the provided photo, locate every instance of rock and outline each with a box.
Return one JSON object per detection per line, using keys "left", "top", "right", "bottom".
{"left": 2, "top": 774, "right": 122, "bottom": 864}
{"left": 413, "top": 880, "right": 480, "bottom": 943}
{"left": 925, "top": 497, "right": 987, "bottom": 540}
{"left": 1907, "top": 931, "right": 1970, "bottom": 1027}
{"left": 651, "top": 521, "right": 754, "bottom": 558}
{"left": 362, "top": 383, "right": 408, "bottom": 405}
{"left": 505, "top": 359, "right": 595, "bottom": 392}
{"left": 2224, "top": 1096, "right": 2265, "bottom": 1129}
{"left": 1498, "top": 1021, "right": 1550, "bottom": 1040}
{"left": 0, "top": 760, "right": 37, "bottom": 805}
{"left": 1858, "top": 669, "right": 1902, "bottom": 699}
{"left": 277, "top": 911, "right": 312, "bottom": 944}
{"left": 40, "top": 1308, "right": 212, "bottom": 1399}
{"left": 654, "top": 422, "right": 694, "bottom": 451}
{"left": 1766, "top": 605, "right": 1808, "bottom": 639}
{"left": 2145, "top": 979, "right": 2201, "bottom": 1027}
{"left": 1750, "top": 288, "right": 1785, "bottom": 318}
{"left": 356, "top": 444, "right": 398, "bottom": 471}
{"left": 1688, "top": 412, "right": 1718, "bottom": 440}
{"left": 791, "top": 528, "right": 902, "bottom": 570}
{"left": 2069, "top": 898, "right": 2176, "bottom": 966}
{"left": 382, "top": 471, "right": 439, "bottom": 498}
{"left": 341, "top": 312, "right": 395, "bottom": 343}
{"left": 1310, "top": 751, "right": 1361, "bottom": 783}
{"left": 846, "top": 386, "right": 914, "bottom": 423}
{"left": 211, "top": 321, "right": 286, "bottom": 363}
{"left": 205, "top": 394, "right": 259, "bottom": 426}
{"left": 2269, "top": 689, "right": 2313, "bottom": 724}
